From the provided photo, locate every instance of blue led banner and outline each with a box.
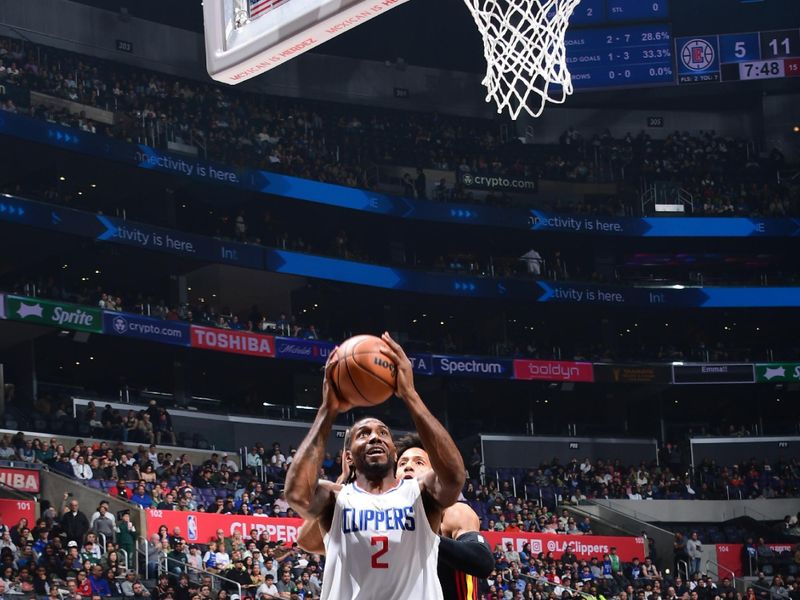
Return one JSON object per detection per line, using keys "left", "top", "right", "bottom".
{"left": 4, "top": 195, "right": 800, "bottom": 308}
{"left": 1, "top": 111, "right": 800, "bottom": 237}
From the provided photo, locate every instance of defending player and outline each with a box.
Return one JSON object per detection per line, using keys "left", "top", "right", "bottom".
{"left": 395, "top": 434, "right": 494, "bottom": 600}
{"left": 285, "top": 332, "right": 465, "bottom": 600}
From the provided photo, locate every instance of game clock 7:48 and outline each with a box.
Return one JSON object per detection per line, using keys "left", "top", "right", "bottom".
{"left": 739, "top": 59, "right": 785, "bottom": 80}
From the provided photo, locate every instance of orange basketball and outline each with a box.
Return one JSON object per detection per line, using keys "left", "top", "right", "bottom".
{"left": 330, "top": 335, "right": 397, "bottom": 407}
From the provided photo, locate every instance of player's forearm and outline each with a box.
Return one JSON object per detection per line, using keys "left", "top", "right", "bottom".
{"left": 402, "top": 390, "right": 466, "bottom": 497}
{"left": 438, "top": 532, "right": 495, "bottom": 577}
{"left": 284, "top": 403, "right": 336, "bottom": 517}
{"left": 297, "top": 520, "right": 326, "bottom": 555}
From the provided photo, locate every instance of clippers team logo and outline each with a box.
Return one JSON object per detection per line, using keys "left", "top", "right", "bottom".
{"left": 112, "top": 315, "right": 129, "bottom": 334}
{"left": 681, "top": 39, "right": 715, "bottom": 71}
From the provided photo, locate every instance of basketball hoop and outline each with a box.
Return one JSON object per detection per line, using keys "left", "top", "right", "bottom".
{"left": 463, "top": 0, "right": 581, "bottom": 120}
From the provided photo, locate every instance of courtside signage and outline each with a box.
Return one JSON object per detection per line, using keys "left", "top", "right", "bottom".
{"left": 6, "top": 295, "right": 102, "bottom": 333}
{"left": 104, "top": 312, "right": 190, "bottom": 347}
{"left": 191, "top": 325, "right": 275, "bottom": 358}
{"left": 513, "top": 359, "right": 595, "bottom": 382}
{"left": 147, "top": 510, "right": 299, "bottom": 546}
{"left": 483, "top": 531, "right": 645, "bottom": 562}
{"left": 432, "top": 355, "right": 513, "bottom": 379}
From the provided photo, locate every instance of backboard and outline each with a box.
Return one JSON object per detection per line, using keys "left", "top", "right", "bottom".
{"left": 203, "top": 0, "right": 412, "bottom": 84}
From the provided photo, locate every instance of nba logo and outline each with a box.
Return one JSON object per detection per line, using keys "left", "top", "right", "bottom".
{"left": 187, "top": 515, "right": 198, "bottom": 541}
{"left": 681, "top": 39, "right": 715, "bottom": 71}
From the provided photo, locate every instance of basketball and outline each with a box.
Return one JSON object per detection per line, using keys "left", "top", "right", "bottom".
{"left": 330, "top": 335, "right": 397, "bottom": 407}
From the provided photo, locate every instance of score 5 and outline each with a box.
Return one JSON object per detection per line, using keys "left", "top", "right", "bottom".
{"left": 719, "top": 33, "right": 759, "bottom": 63}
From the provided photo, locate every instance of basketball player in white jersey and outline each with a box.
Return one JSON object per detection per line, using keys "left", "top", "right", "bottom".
{"left": 297, "top": 433, "right": 494, "bottom": 600}
{"left": 285, "top": 332, "right": 465, "bottom": 600}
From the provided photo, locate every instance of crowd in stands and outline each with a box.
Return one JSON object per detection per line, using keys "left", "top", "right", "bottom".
{"left": 0, "top": 36, "right": 796, "bottom": 218}
{"left": 4, "top": 271, "right": 322, "bottom": 342}
{"left": 1, "top": 424, "right": 799, "bottom": 599}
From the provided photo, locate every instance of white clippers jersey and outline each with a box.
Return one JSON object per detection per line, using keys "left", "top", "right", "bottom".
{"left": 321, "top": 477, "right": 443, "bottom": 600}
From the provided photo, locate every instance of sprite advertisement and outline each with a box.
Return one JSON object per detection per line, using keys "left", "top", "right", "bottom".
{"left": 5, "top": 295, "right": 103, "bottom": 333}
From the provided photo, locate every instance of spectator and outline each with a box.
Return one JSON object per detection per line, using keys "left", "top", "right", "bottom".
{"left": 90, "top": 503, "right": 115, "bottom": 541}
{"left": 130, "top": 485, "right": 154, "bottom": 509}
{"left": 115, "top": 510, "right": 136, "bottom": 560}
{"left": 88, "top": 564, "right": 112, "bottom": 597}
{"left": 60, "top": 496, "right": 90, "bottom": 545}
{"left": 686, "top": 531, "right": 703, "bottom": 575}
{"left": 256, "top": 574, "right": 279, "bottom": 599}
{"left": 72, "top": 455, "right": 93, "bottom": 480}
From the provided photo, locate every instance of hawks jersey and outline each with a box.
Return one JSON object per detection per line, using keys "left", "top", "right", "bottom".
{"left": 321, "top": 477, "right": 443, "bottom": 600}
{"left": 438, "top": 561, "right": 479, "bottom": 600}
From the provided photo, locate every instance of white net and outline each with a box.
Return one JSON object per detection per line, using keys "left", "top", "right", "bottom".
{"left": 463, "top": 0, "right": 581, "bottom": 120}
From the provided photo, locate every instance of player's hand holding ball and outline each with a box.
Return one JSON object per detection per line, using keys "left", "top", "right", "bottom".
{"left": 323, "top": 346, "right": 354, "bottom": 414}
{"left": 329, "top": 334, "right": 399, "bottom": 407}
{"left": 379, "top": 331, "right": 416, "bottom": 400}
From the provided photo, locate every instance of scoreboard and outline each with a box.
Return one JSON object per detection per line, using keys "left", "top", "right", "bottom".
{"left": 676, "top": 29, "right": 800, "bottom": 84}
{"left": 559, "top": 0, "right": 799, "bottom": 92}
{"left": 566, "top": 24, "right": 674, "bottom": 90}
{"left": 568, "top": 0, "right": 669, "bottom": 25}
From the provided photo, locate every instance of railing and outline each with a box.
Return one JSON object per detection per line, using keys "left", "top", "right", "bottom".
{"left": 118, "top": 548, "right": 130, "bottom": 572}
{"left": 676, "top": 559, "right": 690, "bottom": 581}
{"left": 705, "top": 559, "right": 736, "bottom": 587}
{"left": 137, "top": 536, "right": 158, "bottom": 579}
{"left": 160, "top": 555, "right": 242, "bottom": 599}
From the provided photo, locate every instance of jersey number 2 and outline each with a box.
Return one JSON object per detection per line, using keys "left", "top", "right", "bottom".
{"left": 370, "top": 535, "right": 389, "bottom": 568}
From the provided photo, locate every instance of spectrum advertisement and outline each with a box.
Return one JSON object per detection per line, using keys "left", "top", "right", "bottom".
{"left": 2, "top": 110, "right": 800, "bottom": 237}
{"left": 431, "top": 355, "right": 514, "bottom": 379}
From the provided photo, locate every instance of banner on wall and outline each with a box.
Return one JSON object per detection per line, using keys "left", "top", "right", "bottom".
{"left": 191, "top": 326, "right": 275, "bottom": 358}
{"left": 274, "top": 337, "right": 334, "bottom": 363}
{"left": 672, "top": 364, "right": 755, "bottom": 384}
{"left": 6, "top": 295, "right": 103, "bottom": 333}
{"left": 0, "top": 499, "right": 37, "bottom": 525}
{"left": 483, "top": 531, "right": 646, "bottom": 562}
{"left": 755, "top": 363, "right": 800, "bottom": 383}
{"left": 513, "top": 360, "right": 595, "bottom": 382}
{"left": 146, "top": 510, "right": 301, "bottom": 546}
{"left": 458, "top": 171, "right": 538, "bottom": 194}
{"left": 432, "top": 355, "right": 513, "bottom": 379}
{"left": 0, "top": 467, "right": 41, "bottom": 492}
{"left": 715, "top": 543, "right": 794, "bottom": 577}
{"left": 145, "top": 510, "right": 646, "bottom": 560}
{"left": 104, "top": 312, "right": 190, "bottom": 347}
{"left": 593, "top": 364, "right": 672, "bottom": 384}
